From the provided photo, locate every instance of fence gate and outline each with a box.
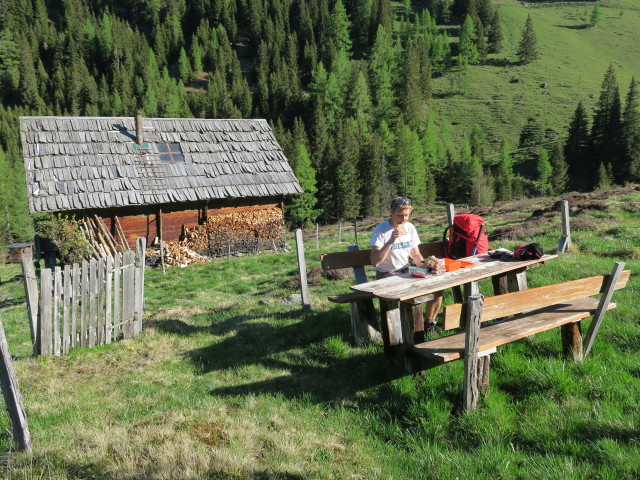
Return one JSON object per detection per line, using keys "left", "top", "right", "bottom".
{"left": 23, "top": 238, "right": 146, "bottom": 356}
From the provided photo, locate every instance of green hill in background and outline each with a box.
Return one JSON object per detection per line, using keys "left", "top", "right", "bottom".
{"left": 430, "top": 0, "right": 640, "bottom": 152}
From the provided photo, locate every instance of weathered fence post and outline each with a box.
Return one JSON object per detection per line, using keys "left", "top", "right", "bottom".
{"left": 20, "top": 259, "right": 39, "bottom": 354}
{"left": 446, "top": 203, "right": 455, "bottom": 228}
{"left": 294, "top": 229, "right": 311, "bottom": 312}
{"left": 0, "top": 319, "right": 32, "bottom": 452}
{"left": 315, "top": 224, "right": 319, "bottom": 250}
{"left": 38, "top": 268, "right": 52, "bottom": 356}
{"left": 462, "top": 294, "right": 484, "bottom": 413}
{"left": 338, "top": 222, "right": 342, "bottom": 243}
{"left": 134, "top": 238, "right": 146, "bottom": 335}
{"left": 557, "top": 200, "right": 571, "bottom": 253}
{"left": 353, "top": 219, "right": 358, "bottom": 245}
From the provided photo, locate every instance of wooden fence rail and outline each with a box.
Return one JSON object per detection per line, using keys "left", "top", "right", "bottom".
{"left": 23, "top": 238, "right": 146, "bottom": 356}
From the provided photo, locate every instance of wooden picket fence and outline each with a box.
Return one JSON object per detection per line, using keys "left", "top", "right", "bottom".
{"left": 23, "top": 238, "right": 146, "bottom": 356}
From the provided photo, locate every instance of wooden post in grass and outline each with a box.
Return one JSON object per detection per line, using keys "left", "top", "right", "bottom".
{"left": 557, "top": 200, "right": 571, "bottom": 253}
{"left": 446, "top": 203, "right": 455, "bottom": 228}
{"left": 353, "top": 218, "right": 358, "bottom": 246}
{"left": 462, "top": 294, "right": 484, "bottom": 413}
{"left": 20, "top": 258, "right": 39, "bottom": 354}
{"left": 0, "top": 319, "right": 32, "bottom": 452}
{"left": 315, "top": 224, "right": 319, "bottom": 249}
{"left": 338, "top": 222, "right": 342, "bottom": 243}
{"left": 295, "top": 229, "right": 311, "bottom": 312}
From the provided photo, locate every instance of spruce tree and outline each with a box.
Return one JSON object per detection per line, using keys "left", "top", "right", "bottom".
{"left": 495, "top": 140, "right": 514, "bottom": 201}
{"left": 458, "top": 14, "right": 479, "bottom": 67}
{"left": 591, "top": 65, "right": 623, "bottom": 184}
{"left": 621, "top": 77, "right": 640, "bottom": 182}
{"left": 517, "top": 14, "right": 538, "bottom": 64}
{"left": 286, "top": 144, "right": 322, "bottom": 228}
{"left": 564, "top": 100, "right": 590, "bottom": 188}
{"left": 488, "top": 8, "right": 503, "bottom": 54}
{"left": 334, "top": 119, "right": 361, "bottom": 221}
{"left": 394, "top": 123, "right": 426, "bottom": 205}
{"left": 549, "top": 140, "right": 569, "bottom": 195}
{"left": 590, "top": 1, "right": 602, "bottom": 27}
{"left": 536, "top": 148, "right": 552, "bottom": 196}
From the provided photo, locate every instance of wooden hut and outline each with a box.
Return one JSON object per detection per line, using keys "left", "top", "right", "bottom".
{"left": 20, "top": 114, "right": 302, "bottom": 257}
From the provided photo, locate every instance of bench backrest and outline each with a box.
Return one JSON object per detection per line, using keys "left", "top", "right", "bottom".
{"left": 320, "top": 241, "right": 446, "bottom": 271}
{"left": 443, "top": 270, "right": 631, "bottom": 330}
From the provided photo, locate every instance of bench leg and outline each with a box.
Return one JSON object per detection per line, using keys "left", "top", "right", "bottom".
{"left": 350, "top": 299, "right": 382, "bottom": 346}
{"left": 379, "top": 299, "right": 402, "bottom": 355}
{"left": 477, "top": 355, "right": 491, "bottom": 393}
{"left": 561, "top": 321, "right": 583, "bottom": 361}
{"left": 399, "top": 302, "right": 425, "bottom": 373}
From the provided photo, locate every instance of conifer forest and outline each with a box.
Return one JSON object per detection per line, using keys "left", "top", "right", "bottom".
{"left": 0, "top": 0, "right": 639, "bottom": 241}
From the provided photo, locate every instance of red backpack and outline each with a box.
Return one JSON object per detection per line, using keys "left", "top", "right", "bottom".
{"left": 442, "top": 214, "right": 489, "bottom": 259}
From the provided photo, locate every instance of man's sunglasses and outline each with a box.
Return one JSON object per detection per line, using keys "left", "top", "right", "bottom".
{"left": 392, "top": 198, "right": 411, "bottom": 206}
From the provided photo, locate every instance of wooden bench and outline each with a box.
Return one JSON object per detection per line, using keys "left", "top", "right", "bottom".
{"left": 400, "top": 262, "right": 631, "bottom": 412}
{"left": 322, "top": 242, "right": 447, "bottom": 346}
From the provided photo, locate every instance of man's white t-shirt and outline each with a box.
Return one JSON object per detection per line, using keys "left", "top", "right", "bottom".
{"left": 369, "top": 220, "right": 421, "bottom": 273}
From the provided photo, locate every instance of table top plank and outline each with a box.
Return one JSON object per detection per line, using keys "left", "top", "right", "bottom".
{"left": 350, "top": 254, "right": 557, "bottom": 302}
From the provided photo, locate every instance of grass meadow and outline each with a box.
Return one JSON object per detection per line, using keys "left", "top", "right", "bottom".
{"left": 0, "top": 186, "right": 638, "bottom": 479}
{"left": 430, "top": 0, "right": 640, "bottom": 151}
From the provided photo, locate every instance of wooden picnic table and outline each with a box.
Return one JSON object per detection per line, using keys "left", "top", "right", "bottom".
{"left": 349, "top": 253, "right": 558, "bottom": 352}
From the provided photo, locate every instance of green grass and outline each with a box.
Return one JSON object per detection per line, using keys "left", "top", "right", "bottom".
{"left": 431, "top": 0, "right": 640, "bottom": 153}
{"left": 0, "top": 185, "right": 639, "bottom": 478}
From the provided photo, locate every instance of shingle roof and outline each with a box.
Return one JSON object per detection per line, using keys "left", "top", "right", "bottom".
{"left": 20, "top": 116, "right": 302, "bottom": 214}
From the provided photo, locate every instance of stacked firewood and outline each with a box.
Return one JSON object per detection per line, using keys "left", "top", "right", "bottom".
{"left": 79, "top": 215, "right": 128, "bottom": 258}
{"left": 182, "top": 206, "right": 285, "bottom": 256}
{"left": 146, "top": 242, "right": 208, "bottom": 268}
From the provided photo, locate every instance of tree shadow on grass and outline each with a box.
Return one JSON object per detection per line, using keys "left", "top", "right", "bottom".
{"left": 555, "top": 24, "right": 590, "bottom": 30}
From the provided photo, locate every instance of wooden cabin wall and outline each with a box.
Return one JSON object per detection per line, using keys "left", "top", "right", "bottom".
{"left": 101, "top": 203, "right": 283, "bottom": 250}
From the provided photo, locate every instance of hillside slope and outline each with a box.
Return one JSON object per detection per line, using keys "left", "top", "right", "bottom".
{"left": 430, "top": 0, "right": 640, "bottom": 153}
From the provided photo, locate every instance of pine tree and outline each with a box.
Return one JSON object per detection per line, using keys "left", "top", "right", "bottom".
{"left": 348, "top": 70, "right": 373, "bottom": 127}
{"left": 369, "top": 25, "right": 396, "bottom": 122}
{"left": 394, "top": 123, "right": 427, "bottom": 205}
{"left": 286, "top": 144, "right": 322, "bottom": 227}
{"left": 495, "top": 140, "right": 514, "bottom": 201}
{"left": 458, "top": 14, "right": 479, "bottom": 67}
{"left": 475, "top": 18, "right": 488, "bottom": 64}
{"left": 334, "top": 119, "right": 361, "bottom": 220}
{"left": 488, "top": 8, "right": 503, "bottom": 54}
{"left": 596, "top": 162, "right": 613, "bottom": 189}
{"left": 590, "top": 1, "right": 602, "bottom": 27}
{"left": 564, "top": 100, "right": 590, "bottom": 188}
{"left": 549, "top": 140, "right": 569, "bottom": 195}
{"left": 517, "top": 14, "right": 538, "bottom": 64}
{"left": 330, "top": 0, "right": 352, "bottom": 55}
{"left": 591, "top": 65, "right": 623, "bottom": 184}
{"left": 536, "top": 148, "right": 552, "bottom": 196}
{"left": 621, "top": 77, "right": 640, "bottom": 182}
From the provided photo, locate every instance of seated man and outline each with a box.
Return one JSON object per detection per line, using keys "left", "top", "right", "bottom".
{"left": 369, "top": 197, "right": 443, "bottom": 333}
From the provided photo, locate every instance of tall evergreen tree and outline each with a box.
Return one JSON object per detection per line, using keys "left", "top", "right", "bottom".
{"left": 535, "top": 148, "right": 552, "bottom": 196}
{"left": 488, "top": 8, "right": 503, "bottom": 54}
{"left": 394, "top": 123, "right": 427, "bottom": 205}
{"left": 621, "top": 76, "right": 640, "bottom": 181}
{"left": 590, "top": 1, "right": 602, "bottom": 27}
{"left": 516, "top": 14, "right": 538, "bottom": 64}
{"left": 333, "top": 119, "right": 361, "bottom": 220}
{"left": 564, "top": 100, "right": 590, "bottom": 188}
{"left": 286, "top": 144, "right": 322, "bottom": 227}
{"left": 591, "top": 64, "right": 623, "bottom": 184}
{"left": 330, "top": 0, "right": 353, "bottom": 54}
{"left": 549, "top": 140, "right": 569, "bottom": 195}
{"left": 458, "top": 14, "right": 479, "bottom": 67}
{"left": 495, "top": 140, "right": 514, "bottom": 201}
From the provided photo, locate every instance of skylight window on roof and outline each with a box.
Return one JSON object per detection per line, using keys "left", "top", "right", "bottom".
{"left": 158, "top": 143, "right": 185, "bottom": 164}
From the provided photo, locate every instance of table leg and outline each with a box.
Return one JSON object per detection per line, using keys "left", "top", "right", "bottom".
{"left": 399, "top": 301, "right": 425, "bottom": 373}
{"left": 350, "top": 299, "right": 382, "bottom": 346}
{"left": 379, "top": 299, "right": 401, "bottom": 355}
{"left": 492, "top": 267, "right": 528, "bottom": 295}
